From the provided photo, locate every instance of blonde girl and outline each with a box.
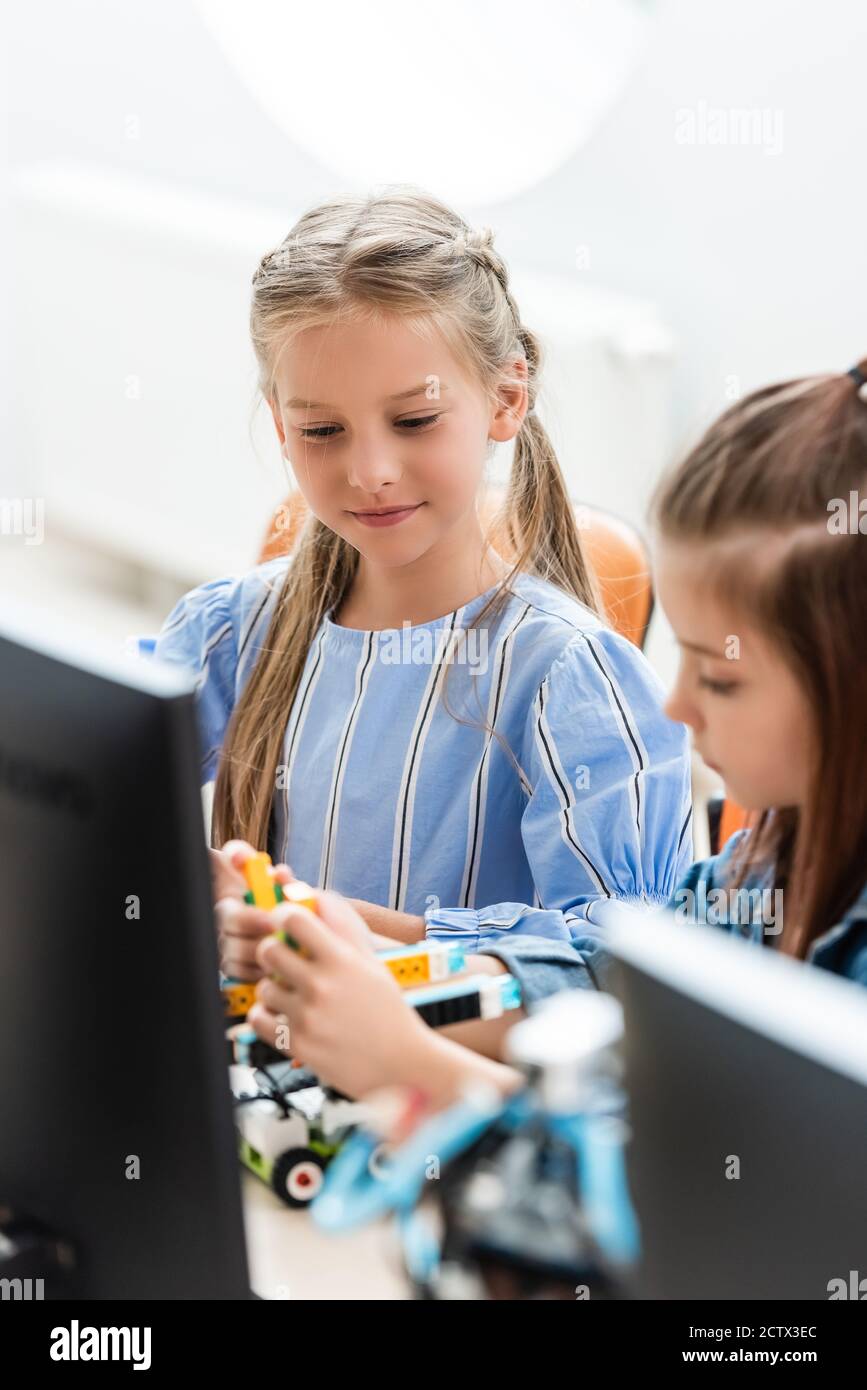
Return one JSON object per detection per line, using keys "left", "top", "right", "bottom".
{"left": 155, "top": 187, "right": 691, "bottom": 1003}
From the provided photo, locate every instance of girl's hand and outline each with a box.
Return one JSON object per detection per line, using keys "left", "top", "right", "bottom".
{"left": 248, "top": 890, "right": 435, "bottom": 1099}
{"left": 210, "top": 839, "right": 294, "bottom": 981}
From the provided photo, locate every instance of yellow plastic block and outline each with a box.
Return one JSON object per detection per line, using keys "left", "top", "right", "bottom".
{"left": 223, "top": 980, "right": 257, "bottom": 1018}
{"left": 384, "top": 954, "right": 431, "bottom": 987}
{"left": 243, "top": 851, "right": 280, "bottom": 909}
{"left": 281, "top": 880, "right": 318, "bottom": 916}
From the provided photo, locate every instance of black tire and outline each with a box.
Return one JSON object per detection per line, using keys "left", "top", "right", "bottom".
{"left": 271, "top": 1148, "right": 326, "bottom": 1207}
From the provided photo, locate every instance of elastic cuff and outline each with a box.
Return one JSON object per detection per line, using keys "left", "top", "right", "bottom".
{"left": 474, "top": 942, "right": 595, "bottom": 1009}
{"left": 582, "top": 891, "right": 670, "bottom": 928}
{"left": 423, "top": 906, "right": 482, "bottom": 954}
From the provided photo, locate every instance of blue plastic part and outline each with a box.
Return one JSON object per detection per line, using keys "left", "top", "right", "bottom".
{"left": 398, "top": 1207, "right": 441, "bottom": 1286}
{"left": 232, "top": 1026, "right": 259, "bottom": 1065}
{"left": 311, "top": 1090, "right": 505, "bottom": 1233}
{"left": 552, "top": 1111, "right": 641, "bottom": 1265}
{"left": 499, "top": 974, "right": 522, "bottom": 1011}
{"left": 403, "top": 975, "right": 480, "bottom": 1008}
{"left": 312, "top": 1082, "right": 640, "bottom": 1273}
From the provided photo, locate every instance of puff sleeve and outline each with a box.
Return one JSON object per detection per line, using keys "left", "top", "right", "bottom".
{"left": 424, "top": 626, "right": 694, "bottom": 1004}
{"left": 149, "top": 577, "right": 240, "bottom": 783}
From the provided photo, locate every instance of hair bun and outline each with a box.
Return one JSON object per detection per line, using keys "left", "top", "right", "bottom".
{"left": 453, "top": 225, "right": 494, "bottom": 257}
{"left": 466, "top": 226, "right": 495, "bottom": 252}
{"left": 454, "top": 225, "right": 510, "bottom": 293}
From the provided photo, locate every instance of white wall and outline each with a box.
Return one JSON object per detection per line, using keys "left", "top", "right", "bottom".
{"left": 8, "top": 0, "right": 866, "bottom": 456}
{"left": 520, "top": 0, "right": 867, "bottom": 449}
{"left": 5, "top": 0, "right": 865, "bottom": 659}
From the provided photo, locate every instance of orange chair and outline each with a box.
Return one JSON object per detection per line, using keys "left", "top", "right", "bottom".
{"left": 259, "top": 491, "right": 655, "bottom": 650}
{"left": 707, "top": 793, "right": 751, "bottom": 855}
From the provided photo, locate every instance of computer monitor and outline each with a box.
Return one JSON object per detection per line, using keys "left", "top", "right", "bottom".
{"left": 606, "top": 906, "right": 867, "bottom": 1300}
{"left": 0, "top": 606, "right": 250, "bottom": 1298}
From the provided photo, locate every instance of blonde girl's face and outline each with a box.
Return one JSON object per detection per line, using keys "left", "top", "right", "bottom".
{"left": 268, "top": 316, "right": 526, "bottom": 568}
{"left": 655, "top": 539, "right": 815, "bottom": 811}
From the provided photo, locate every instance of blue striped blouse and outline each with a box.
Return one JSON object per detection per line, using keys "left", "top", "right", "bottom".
{"left": 149, "top": 557, "right": 693, "bottom": 953}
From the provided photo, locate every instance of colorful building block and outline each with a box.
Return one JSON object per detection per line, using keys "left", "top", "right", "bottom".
{"left": 376, "top": 940, "right": 467, "bottom": 988}
{"left": 404, "top": 972, "right": 521, "bottom": 1028}
{"left": 241, "top": 853, "right": 318, "bottom": 953}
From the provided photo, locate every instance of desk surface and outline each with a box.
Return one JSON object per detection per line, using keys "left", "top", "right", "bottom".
{"left": 242, "top": 1172, "right": 409, "bottom": 1300}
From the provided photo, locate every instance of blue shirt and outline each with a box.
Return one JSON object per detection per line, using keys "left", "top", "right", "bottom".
{"left": 477, "top": 828, "right": 867, "bottom": 1003}
{"left": 149, "top": 557, "right": 693, "bottom": 945}
{"left": 673, "top": 829, "right": 867, "bottom": 983}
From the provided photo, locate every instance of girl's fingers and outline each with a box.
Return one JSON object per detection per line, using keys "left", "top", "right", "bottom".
{"left": 209, "top": 846, "right": 247, "bottom": 900}
{"left": 214, "top": 899, "right": 274, "bottom": 939}
{"left": 220, "top": 936, "right": 264, "bottom": 978}
{"left": 314, "top": 889, "right": 376, "bottom": 954}
{"left": 211, "top": 840, "right": 295, "bottom": 912}
{"left": 263, "top": 892, "right": 374, "bottom": 960}
{"left": 265, "top": 902, "right": 344, "bottom": 964}
{"left": 223, "top": 841, "right": 294, "bottom": 882}
{"left": 255, "top": 932, "right": 311, "bottom": 989}
{"left": 221, "top": 839, "right": 258, "bottom": 865}
{"left": 222, "top": 961, "right": 261, "bottom": 982}
{"left": 247, "top": 1002, "right": 292, "bottom": 1058}
{"left": 256, "top": 976, "right": 296, "bottom": 1017}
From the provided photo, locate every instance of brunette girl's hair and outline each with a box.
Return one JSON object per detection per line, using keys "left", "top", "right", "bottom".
{"left": 211, "top": 186, "right": 602, "bottom": 850}
{"left": 653, "top": 359, "right": 867, "bottom": 958}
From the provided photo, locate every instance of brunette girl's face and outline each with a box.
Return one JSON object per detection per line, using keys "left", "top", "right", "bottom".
{"left": 268, "top": 316, "right": 525, "bottom": 568}
{"left": 655, "top": 538, "right": 815, "bottom": 811}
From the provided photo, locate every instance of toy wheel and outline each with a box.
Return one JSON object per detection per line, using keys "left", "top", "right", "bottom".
{"left": 271, "top": 1148, "right": 326, "bottom": 1207}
